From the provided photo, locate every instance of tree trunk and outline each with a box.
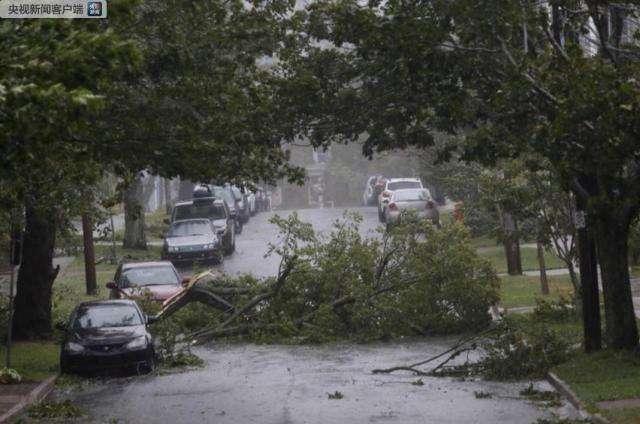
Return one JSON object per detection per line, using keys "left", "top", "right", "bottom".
{"left": 81, "top": 213, "right": 97, "bottom": 295}
{"left": 123, "top": 175, "right": 147, "bottom": 249}
{"left": 537, "top": 241, "right": 549, "bottom": 295}
{"left": 12, "top": 202, "right": 59, "bottom": 340}
{"left": 164, "top": 178, "right": 173, "bottom": 214}
{"left": 178, "top": 179, "right": 194, "bottom": 201}
{"left": 594, "top": 215, "right": 638, "bottom": 350}
{"left": 502, "top": 211, "right": 522, "bottom": 275}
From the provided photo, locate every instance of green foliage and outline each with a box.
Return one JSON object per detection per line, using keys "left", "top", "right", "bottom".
{"left": 0, "top": 367, "right": 22, "bottom": 384}
{"left": 237, "top": 212, "right": 498, "bottom": 342}
{"left": 481, "top": 318, "right": 571, "bottom": 380}
{"left": 533, "top": 297, "right": 577, "bottom": 323}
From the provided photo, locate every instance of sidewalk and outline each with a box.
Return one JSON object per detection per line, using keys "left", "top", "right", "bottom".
{"left": 0, "top": 376, "right": 57, "bottom": 423}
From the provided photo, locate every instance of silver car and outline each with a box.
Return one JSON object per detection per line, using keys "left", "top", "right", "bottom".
{"left": 378, "top": 178, "right": 424, "bottom": 222}
{"left": 384, "top": 188, "right": 439, "bottom": 227}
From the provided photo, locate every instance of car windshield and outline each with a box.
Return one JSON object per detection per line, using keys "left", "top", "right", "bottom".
{"left": 73, "top": 304, "right": 142, "bottom": 329}
{"left": 388, "top": 181, "right": 421, "bottom": 190}
{"left": 173, "top": 203, "right": 226, "bottom": 221}
{"left": 168, "top": 220, "right": 211, "bottom": 237}
{"left": 394, "top": 190, "right": 429, "bottom": 201}
{"left": 119, "top": 265, "right": 179, "bottom": 288}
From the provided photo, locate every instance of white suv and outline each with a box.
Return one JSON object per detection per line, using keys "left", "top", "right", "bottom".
{"left": 377, "top": 178, "right": 424, "bottom": 222}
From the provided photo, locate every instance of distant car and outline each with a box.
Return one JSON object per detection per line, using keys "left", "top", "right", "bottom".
{"left": 228, "top": 185, "right": 250, "bottom": 224}
{"left": 172, "top": 196, "right": 235, "bottom": 255}
{"left": 378, "top": 178, "right": 424, "bottom": 222}
{"left": 59, "top": 300, "right": 156, "bottom": 375}
{"left": 384, "top": 188, "right": 439, "bottom": 228}
{"left": 363, "top": 175, "right": 386, "bottom": 206}
{"left": 106, "top": 261, "right": 186, "bottom": 302}
{"left": 162, "top": 219, "right": 224, "bottom": 265}
{"left": 245, "top": 188, "right": 257, "bottom": 216}
{"left": 211, "top": 185, "right": 243, "bottom": 234}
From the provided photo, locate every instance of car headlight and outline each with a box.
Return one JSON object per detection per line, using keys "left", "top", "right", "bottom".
{"left": 125, "top": 336, "right": 147, "bottom": 350}
{"left": 203, "top": 243, "right": 217, "bottom": 250}
{"left": 65, "top": 342, "right": 85, "bottom": 354}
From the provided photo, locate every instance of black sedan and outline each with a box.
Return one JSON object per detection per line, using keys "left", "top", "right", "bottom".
{"left": 60, "top": 300, "right": 156, "bottom": 375}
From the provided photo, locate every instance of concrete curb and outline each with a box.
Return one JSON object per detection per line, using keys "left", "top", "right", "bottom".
{"left": 546, "top": 372, "right": 609, "bottom": 424}
{"left": 0, "top": 375, "right": 58, "bottom": 423}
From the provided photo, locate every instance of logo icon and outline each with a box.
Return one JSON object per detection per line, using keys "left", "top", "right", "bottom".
{"left": 87, "top": 1, "right": 101, "bottom": 16}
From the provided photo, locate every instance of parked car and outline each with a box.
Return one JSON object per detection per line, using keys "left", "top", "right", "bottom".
{"left": 172, "top": 196, "right": 235, "bottom": 255}
{"left": 228, "top": 184, "right": 250, "bottom": 224}
{"left": 211, "top": 185, "right": 243, "bottom": 234}
{"left": 363, "top": 175, "right": 386, "bottom": 206}
{"left": 377, "top": 178, "right": 424, "bottom": 222}
{"left": 59, "top": 299, "right": 156, "bottom": 374}
{"left": 384, "top": 188, "right": 440, "bottom": 228}
{"left": 106, "top": 261, "right": 186, "bottom": 302}
{"left": 162, "top": 218, "right": 224, "bottom": 265}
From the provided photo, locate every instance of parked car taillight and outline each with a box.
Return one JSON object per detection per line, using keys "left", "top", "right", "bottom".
{"left": 388, "top": 203, "right": 398, "bottom": 211}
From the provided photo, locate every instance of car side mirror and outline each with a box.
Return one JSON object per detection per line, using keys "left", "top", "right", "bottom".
{"left": 106, "top": 282, "right": 117, "bottom": 290}
{"left": 181, "top": 277, "right": 191, "bottom": 287}
{"left": 146, "top": 315, "right": 159, "bottom": 325}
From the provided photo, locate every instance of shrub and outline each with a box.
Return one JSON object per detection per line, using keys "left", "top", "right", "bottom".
{"left": 481, "top": 318, "right": 571, "bottom": 380}
{"left": 0, "top": 367, "right": 22, "bottom": 384}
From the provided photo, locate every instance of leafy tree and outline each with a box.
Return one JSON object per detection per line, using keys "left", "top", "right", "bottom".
{"left": 279, "top": 0, "right": 640, "bottom": 349}
{"left": 0, "top": 0, "right": 304, "bottom": 338}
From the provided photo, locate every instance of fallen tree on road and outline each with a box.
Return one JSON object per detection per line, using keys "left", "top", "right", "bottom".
{"left": 152, "top": 212, "right": 501, "bottom": 345}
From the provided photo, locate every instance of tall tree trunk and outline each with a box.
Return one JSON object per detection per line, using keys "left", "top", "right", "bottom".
{"left": 81, "top": 213, "right": 97, "bottom": 295}
{"left": 594, "top": 215, "right": 638, "bottom": 350}
{"left": 164, "top": 178, "right": 173, "bottom": 214}
{"left": 12, "top": 202, "right": 59, "bottom": 340}
{"left": 537, "top": 241, "right": 549, "bottom": 295}
{"left": 574, "top": 180, "right": 602, "bottom": 352}
{"left": 123, "top": 175, "right": 147, "bottom": 249}
{"left": 178, "top": 179, "right": 194, "bottom": 201}
{"left": 502, "top": 211, "right": 522, "bottom": 275}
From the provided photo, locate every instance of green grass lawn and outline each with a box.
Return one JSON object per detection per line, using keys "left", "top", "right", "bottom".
{"left": 553, "top": 350, "right": 640, "bottom": 423}
{"left": 0, "top": 342, "right": 59, "bottom": 381}
{"left": 499, "top": 275, "right": 575, "bottom": 309}
{"left": 478, "top": 246, "right": 566, "bottom": 274}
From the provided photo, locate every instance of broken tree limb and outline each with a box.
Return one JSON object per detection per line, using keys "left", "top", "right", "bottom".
{"left": 371, "top": 327, "right": 496, "bottom": 375}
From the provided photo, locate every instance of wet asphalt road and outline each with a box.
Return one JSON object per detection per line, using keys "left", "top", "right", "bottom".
{"left": 53, "top": 206, "right": 580, "bottom": 424}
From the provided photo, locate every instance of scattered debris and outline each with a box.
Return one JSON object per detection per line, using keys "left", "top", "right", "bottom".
{"left": 27, "top": 400, "right": 84, "bottom": 420}
{"left": 328, "top": 391, "right": 344, "bottom": 400}
{"left": 0, "top": 367, "right": 22, "bottom": 384}
{"left": 474, "top": 391, "right": 493, "bottom": 399}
